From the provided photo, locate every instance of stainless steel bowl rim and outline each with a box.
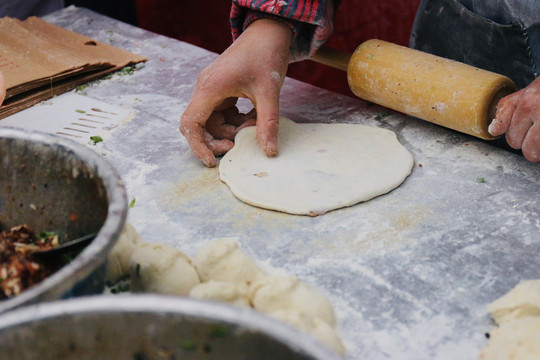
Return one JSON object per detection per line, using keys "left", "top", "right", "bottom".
{"left": 0, "top": 294, "right": 343, "bottom": 359}
{"left": 0, "top": 127, "right": 128, "bottom": 312}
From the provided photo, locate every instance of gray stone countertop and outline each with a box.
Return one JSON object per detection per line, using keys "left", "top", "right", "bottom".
{"left": 36, "top": 6, "right": 540, "bottom": 360}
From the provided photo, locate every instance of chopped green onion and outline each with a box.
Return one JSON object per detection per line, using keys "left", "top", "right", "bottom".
{"left": 211, "top": 326, "right": 228, "bottom": 338}
{"left": 89, "top": 136, "right": 103, "bottom": 145}
{"left": 75, "top": 84, "right": 89, "bottom": 94}
{"left": 37, "top": 231, "right": 56, "bottom": 239}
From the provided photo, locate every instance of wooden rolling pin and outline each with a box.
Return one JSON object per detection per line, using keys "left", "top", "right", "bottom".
{"left": 312, "top": 39, "right": 517, "bottom": 140}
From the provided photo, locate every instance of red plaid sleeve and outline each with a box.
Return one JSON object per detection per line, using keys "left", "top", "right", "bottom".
{"left": 230, "top": 0, "right": 336, "bottom": 61}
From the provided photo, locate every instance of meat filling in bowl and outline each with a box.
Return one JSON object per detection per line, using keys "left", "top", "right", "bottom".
{"left": 0, "top": 225, "right": 61, "bottom": 299}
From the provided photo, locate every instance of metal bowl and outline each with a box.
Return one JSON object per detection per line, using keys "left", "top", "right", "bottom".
{"left": 0, "top": 127, "right": 127, "bottom": 313}
{"left": 0, "top": 294, "right": 342, "bottom": 359}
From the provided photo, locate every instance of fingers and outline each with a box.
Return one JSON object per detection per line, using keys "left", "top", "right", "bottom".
{"left": 489, "top": 94, "right": 518, "bottom": 137}
{"left": 203, "top": 132, "right": 235, "bottom": 156}
{"left": 521, "top": 121, "right": 540, "bottom": 162}
{"left": 206, "top": 106, "right": 258, "bottom": 140}
{"left": 502, "top": 86, "right": 539, "bottom": 150}
{"left": 181, "top": 96, "right": 255, "bottom": 167}
{"left": 488, "top": 82, "right": 540, "bottom": 162}
{"left": 505, "top": 109, "right": 534, "bottom": 150}
{"left": 180, "top": 67, "right": 236, "bottom": 167}
{"left": 180, "top": 100, "right": 217, "bottom": 167}
{"left": 215, "top": 97, "right": 238, "bottom": 112}
{"left": 206, "top": 112, "right": 237, "bottom": 140}
{"left": 223, "top": 107, "right": 256, "bottom": 127}
{"left": 237, "top": 118, "right": 257, "bottom": 131}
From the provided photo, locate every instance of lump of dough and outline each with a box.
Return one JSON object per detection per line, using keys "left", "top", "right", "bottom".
{"left": 130, "top": 242, "right": 200, "bottom": 295}
{"left": 189, "top": 280, "right": 250, "bottom": 307}
{"left": 269, "top": 309, "right": 345, "bottom": 355}
{"left": 249, "top": 276, "right": 337, "bottom": 328}
{"left": 194, "top": 238, "right": 266, "bottom": 285}
{"left": 488, "top": 279, "right": 540, "bottom": 326}
{"left": 478, "top": 317, "right": 540, "bottom": 360}
{"left": 106, "top": 222, "right": 143, "bottom": 284}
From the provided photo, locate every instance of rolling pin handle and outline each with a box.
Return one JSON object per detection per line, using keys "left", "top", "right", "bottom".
{"left": 311, "top": 46, "right": 351, "bottom": 72}
{"left": 311, "top": 40, "right": 518, "bottom": 140}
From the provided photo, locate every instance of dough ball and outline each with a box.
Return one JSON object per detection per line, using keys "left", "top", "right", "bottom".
{"left": 488, "top": 279, "right": 540, "bottom": 326}
{"left": 479, "top": 317, "right": 540, "bottom": 360}
{"left": 189, "top": 281, "right": 250, "bottom": 307}
{"left": 106, "top": 222, "right": 143, "bottom": 284}
{"left": 269, "top": 309, "right": 345, "bottom": 355}
{"left": 130, "top": 242, "right": 200, "bottom": 295}
{"left": 194, "top": 238, "right": 265, "bottom": 285}
{"left": 249, "top": 276, "right": 337, "bottom": 328}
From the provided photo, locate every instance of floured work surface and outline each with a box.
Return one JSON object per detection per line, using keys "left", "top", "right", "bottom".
{"left": 0, "top": 16, "right": 146, "bottom": 119}
{"left": 220, "top": 117, "right": 414, "bottom": 216}
{"left": 0, "top": 92, "right": 133, "bottom": 145}
{"left": 35, "top": 8, "right": 540, "bottom": 360}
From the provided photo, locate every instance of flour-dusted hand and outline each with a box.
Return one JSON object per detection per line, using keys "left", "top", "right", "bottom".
{"left": 180, "top": 19, "right": 293, "bottom": 167}
{"left": 489, "top": 77, "right": 540, "bottom": 162}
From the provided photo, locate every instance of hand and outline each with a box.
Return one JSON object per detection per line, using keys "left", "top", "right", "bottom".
{"left": 180, "top": 19, "right": 293, "bottom": 167}
{"left": 489, "top": 77, "right": 540, "bottom": 162}
{"left": 0, "top": 71, "right": 6, "bottom": 106}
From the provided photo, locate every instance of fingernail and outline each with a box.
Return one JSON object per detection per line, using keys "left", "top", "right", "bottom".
{"left": 202, "top": 155, "right": 216, "bottom": 168}
{"left": 264, "top": 138, "right": 278, "bottom": 157}
{"left": 487, "top": 121, "right": 495, "bottom": 134}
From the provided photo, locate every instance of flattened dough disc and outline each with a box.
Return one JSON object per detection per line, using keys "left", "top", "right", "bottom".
{"left": 219, "top": 117, "right": 414, "bottom": 216}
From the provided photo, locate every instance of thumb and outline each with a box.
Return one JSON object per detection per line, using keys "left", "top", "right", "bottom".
{"left": 489, "top": 94, "right": 518, "bottom": 136}
{"left": 254, "top": 92, "right": 280, "bottom": 157}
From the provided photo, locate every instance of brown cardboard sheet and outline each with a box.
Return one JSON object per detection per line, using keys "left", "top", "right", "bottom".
{"left": 0, "top": 16, "right": 147, "bottom": 119}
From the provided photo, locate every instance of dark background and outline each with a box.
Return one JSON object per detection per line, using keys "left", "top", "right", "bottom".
{"left": 65, "top": 0, "right": 422, "bottom": 97}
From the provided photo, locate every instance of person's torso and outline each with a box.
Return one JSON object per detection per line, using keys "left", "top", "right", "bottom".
{"left": 0, "top": 0, "right": 64, "bottom": 19}
{"left": 411, "top": 0, "right": 540, "bottom": 89}
{"left": 458, "top": 0, "right": 540, "bottom": 28}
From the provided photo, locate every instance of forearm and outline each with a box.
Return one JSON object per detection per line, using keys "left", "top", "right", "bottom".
{"left": 230, "top": 0, "right": 338, "bottom": 61}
